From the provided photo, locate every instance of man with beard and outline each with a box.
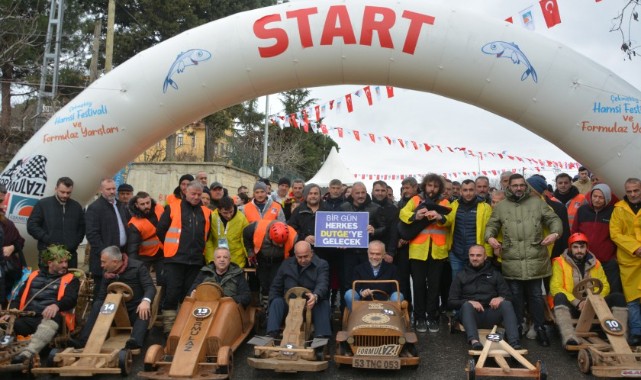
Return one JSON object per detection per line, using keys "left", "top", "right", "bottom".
{"left": 287, "top": 183, "right": 324, "bottom": 247}
{"left": 127, "top": 191, "right": 165, "bottom": 279}
{"left": 85, "top": 178, "right": 129, "bottom": 297}
{"left": 485, "top": 174, "right": 562, "bottom": 346}
{"left": 208, "top": 181, "right": 225, "bottom": 211}
{"left": 448, "top": 245, "right": 521, "bottom": 350}
{"left": 399, "top": 174, "right": 450, "bottom": 333}
{"left": 204, "top": 196, "right": 249, "bottom": 268}
{"left": 76, "top": 246, "right": 156, "bottom": 352}
{"left": 437, "top": 179, "right": 493, "bottom": 278}
{"left": 156, "top": 180, "right": 211, "bottom": 334}
{"left": 475, "top": 176, "right": 491, "bottom": 204}
{"left": 271, "top": 177, "right": 291, "bottom": 205}
{"left": 27, "top": 177, "right": 85, "bottom": 268}
{"left": 572, "top": 183, "right": 621, "bottom": 293}
{"left": 610, "top": 177, "right": 641, "bottom": 346}
{"left": 165, "top": 174, "right": 194, "bottom": 206}
{"left": 9, "top": 245, "right": 79, "bottom": 364}
{"left": 339, "top": 182, "right": 386, "bottom": 310}
{"left": 241, "top": 182, "right": 285, "bottom": 223}
{"left": 554, "top": 172, "right": 586, "bottom": 228}
{"left": 283, "top": 179, "right": 305, "bottom": 220}
{"left": 371, "top": 180, "right": 399, "bottom": 259}
{"left": 573, "top": 166, "right": 593, "bottom": 195}
{"left": 323, "top": 179, "right": 345, "bottom": 211}
{"left": 550, "top": 233, "right": 626, "bottom": 348}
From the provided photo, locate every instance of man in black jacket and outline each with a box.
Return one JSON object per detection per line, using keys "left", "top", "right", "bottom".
{"left": 448, "top": 245, "right": 521, "bottom": 350}
{"left": 339, "top": 182, "right": 386, "bottom": 310}
{"left": 371, "top": 180, "right": 399, "bottom": 258}
{"left": 266, "top": 241, "right": 330, "bottom": 338}
{"left": 27, "top": 177, "right": 85, "bottom": 268}
{"left": 76, "top": 246, "right": 156, "bottom": 351}
{"left": 85, "top": 178, "right": 129, "bottom": 297}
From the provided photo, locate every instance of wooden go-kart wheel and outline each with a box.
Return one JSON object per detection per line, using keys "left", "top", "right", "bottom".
{"left": 107, "top": 282, "right": 134, "bottom": 302}
{"left": 572, "top": 278, "right": 603, "bottom": 301}
{"left": 363, "top": 289, "right": 390, "bottom": 300}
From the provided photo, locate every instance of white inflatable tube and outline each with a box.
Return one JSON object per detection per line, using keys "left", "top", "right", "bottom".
{"left": 1, "top": 0, "right": 639, "bottom": 237}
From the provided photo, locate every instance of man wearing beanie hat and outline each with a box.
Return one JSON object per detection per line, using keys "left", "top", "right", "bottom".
{"left": 572, "top": 183, "right": 622, "bottom": 293}
{"left": 117, "top": 183, "right": 134, "bottom": 204}
{"left": 166, "top": 174, "right": 195, "bottom": 206}
{"left": 240, "top": 181, "right": 285, "bottom": 223}
{"left": 527, "top": 175, "right": 570, "bottom": 259}
{"left": 271, "top": 177, "right": 291, "bottom": 205}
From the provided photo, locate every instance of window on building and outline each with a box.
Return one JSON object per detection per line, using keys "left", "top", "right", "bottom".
{"left": 191, "top": 135, "right": 196, "bottom": 147}
{"left": 177, "top": 133, "right": 183, "bottom": 147}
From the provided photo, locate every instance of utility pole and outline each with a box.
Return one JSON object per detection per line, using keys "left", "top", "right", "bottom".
{"left": 261, "top": 95, "right": 270, "bottom": 173}
{"left": 89, "top": 20, "right": 102, "bottom": 83}
{"left": 35, "top": 0, "right": 65, "bottom": 130}
{"left": 105, "top": 0, "right": 116, "bottom": 72}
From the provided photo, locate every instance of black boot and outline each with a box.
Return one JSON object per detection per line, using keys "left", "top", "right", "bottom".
{"left": 535, "top": 328, "right": 550, "bottom": 347}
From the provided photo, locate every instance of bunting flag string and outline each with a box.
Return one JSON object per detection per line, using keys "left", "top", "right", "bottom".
{"left": 354, "top": 166, "right": 560, "bottom": 182}
{"left": 504, "top": 0, "right": 562, "bottom": 29}
{"left": 269, "top": 117, "right": 579, "bottom": 171}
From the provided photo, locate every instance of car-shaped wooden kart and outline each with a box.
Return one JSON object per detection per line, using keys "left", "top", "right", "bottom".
{"left": 139, "top": 282, "right": 256, "bottom": 379}
{"left": 565, "top": 278, "right": 641, "bottom": 378}
{"left": 334, "top": 280, "right": 419, "bottom": 370}
{"left": 247, "top": 287, "right": 329, "bottom": 372}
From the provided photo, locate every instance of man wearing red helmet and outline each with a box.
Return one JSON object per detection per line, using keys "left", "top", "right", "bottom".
{"left": 550, "top": 232, "right": 626, "bottom": 348}
{"left": 243, "top": 220, "right": 297, "bottom": 309}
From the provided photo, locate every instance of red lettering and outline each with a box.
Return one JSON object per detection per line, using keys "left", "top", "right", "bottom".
{"left": 401, "top": 10, "right": 435, "bottom": 54}
{"left": 321, "top": 5, "right": 356, "bottom": 46}
{"left": 286, "top": 7, "right": 318, "bottom": 48}
{"left": 360, "top": 6, "right": 395, "bottom": 49}
{"left": 254, "top": 14, "right": 289, "bottom": 58}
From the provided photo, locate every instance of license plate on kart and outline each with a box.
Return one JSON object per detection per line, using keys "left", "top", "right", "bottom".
{"left": 353, "top": 356, "right": 401, "bottom": 369}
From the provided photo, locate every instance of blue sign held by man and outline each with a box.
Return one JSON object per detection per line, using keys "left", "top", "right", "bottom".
{"left": 314, "top": 211, "right": 369, "bottom": 248}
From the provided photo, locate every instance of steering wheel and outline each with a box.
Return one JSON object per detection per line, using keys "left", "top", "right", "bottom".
{"left": 363, "top": 289, "right": 390, "bottom": 300}
{"left": 572, "top": 278, "right": 603, "bottom": 301}
{"left": 107, "top": 282, "right": 134, "bottom": 302}
{"left": 195, "top": 282, "right": 225, "bottom": 301}
{"left": 284, "top": 287, "right": 311, "bottom": 301}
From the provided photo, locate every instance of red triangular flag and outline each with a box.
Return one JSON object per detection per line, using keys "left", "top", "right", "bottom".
{"left": 505, "top": 16, "right": 513, "bottom": 23}
{"left": 345, "top": 94, "right": 354, "bottom": 113}
{"left": 353, "top": 130, "right": 360, "bottom": 141}
{"left": 384, "top": 136, "right": 392, "bottom": 145}
{"left": 423, "top": 143, "right": 431, "bottom": 152}
{"left": 398, "top": 139, "right": 405, "bottom": 148}
{"left": 539, "top": 0, "right": 561, "bottom": 28}
{"left": 363, "top": 86, "right": 373, "bottom": 105}
{"left": 411, "top": 141, "right": 418, "bottom": 150}
{"left": 314, "top": 105, "right": 321, "bottom": 121}
{"left": 368, "top": 133, "right": 376, "bottom": 143}
{"left": 329, "top": 100, "right": 335, "bottom": 110}
{"left": 337, "top": 127, "right": 344, "bottom": 138}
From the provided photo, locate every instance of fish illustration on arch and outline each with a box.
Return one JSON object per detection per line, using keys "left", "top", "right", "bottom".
{"left": 481, "top": 41, "right": 538, "bottom": 83}
{"left": 162, "top": 49, "right": 212, "bottom": 93}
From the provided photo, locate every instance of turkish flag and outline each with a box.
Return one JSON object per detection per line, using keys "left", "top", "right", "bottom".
{"left": 289, "top": 114, "right": 298, "bottom": 128}
{"left": 320, "top": 124, "right": 328, "bottom": 134}
{"left": 345, "top": 94, "right": 354, "bottom": 113}
{"left": 353, "top": 130, "right": 360, "bottom": 141}
{"left": 314, "top": 105, "right": 321, "bottom": 121}
{"left": 363, "top": 86, "right": 373, "bottom": 105}
{"left": 337, "top": 127, "right": 344, "bottom": 138}
{"left": 368, "top": 133, "right": 376, "bottom": 143}
{"left": 539, "top": 0, "right": 561, "bottom": 28}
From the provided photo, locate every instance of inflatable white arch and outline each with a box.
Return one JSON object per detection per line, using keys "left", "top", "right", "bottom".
{"left": 2, "top": 0, "right": 640, "bottom": 235}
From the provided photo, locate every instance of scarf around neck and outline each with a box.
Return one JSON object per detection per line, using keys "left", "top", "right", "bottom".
{"left": 104, "top": 253, "right": 129, "bottom": 279}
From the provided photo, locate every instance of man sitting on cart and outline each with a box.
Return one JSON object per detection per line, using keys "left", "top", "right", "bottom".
{"left": 189, "top": 247, "right": 251, "bottom": 307}
{"left": 448, "top": 244, "right": 522, "bottom": 350}
{"left": 8, "top": 244, "right": 80, "bottom": 364}
{"left": 75, "top": 246, "right": 156, "bottom": 351}
{"left": 550, "top": 233, "right": 627, "bottom": 347}
{"left": 265, "top": 241, "right": 331, "bottom": 339}
{"left": 344, "top": 240, "right": 403, "bottom": 311}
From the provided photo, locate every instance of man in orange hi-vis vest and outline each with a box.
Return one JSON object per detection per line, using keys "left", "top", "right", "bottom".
{"left": 8, "top": 245, "right": 79, "bottom": 364}
{"left": 156, "top": 180, "right": 211, "bottom": 334}
{"left": 240, "top": 182, "right": 286, "bottom": 223}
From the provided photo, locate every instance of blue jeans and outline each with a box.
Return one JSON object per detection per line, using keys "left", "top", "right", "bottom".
{"left": 344, "top": 289, "right": 403, "bottom": 311}
{"left": 449, "top": 253, "right": 467, "bottom": 280}
{"left": 266, "top": 297, "right": 332, "bottom": 337}
{"left": 628, "top": 299, "right": 641, "bottom": 336}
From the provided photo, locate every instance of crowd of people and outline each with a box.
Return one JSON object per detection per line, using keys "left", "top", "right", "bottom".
{"left": 1, "top": 164, "right": 641, "bottom": 362}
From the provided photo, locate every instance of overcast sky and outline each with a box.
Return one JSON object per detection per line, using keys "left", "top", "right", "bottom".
{"left": 262, "top": 0, "right": 640, "bottom": 191}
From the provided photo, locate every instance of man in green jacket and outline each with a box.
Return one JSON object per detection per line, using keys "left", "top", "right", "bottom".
{"left": 485, "top": 174, "right": 563, "bottom": 347}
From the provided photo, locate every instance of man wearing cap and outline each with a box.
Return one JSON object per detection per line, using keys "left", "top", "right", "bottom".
{"left": 550, "top": 233, "right": 626, "bottom": 347}
{"left": 485, "top": 173, "right": 563, "bottom": 347}
{"left": 527, "top": 175, "right": 570, "bottom": 259}
{"left": 117, "top": 183, "right": 134, "bottom": 222}
{"left": 271, "top": 177, "right": 291, "bottom": 206}
{"left": 243, "top": 220, "right": 297, "bottom": 309}
{"left": 208, "top": 181, "right": 225, "bottom": 211}
{"left": 9, "top": 245, "right": 79, "bottom": 364}
{"left": 166, "top": 174, "right": 194, "bottom": 206}
{"left": 265, "top": 241, "right": 330, "bottom": 339}
{"left": 241, "top": 182, "right": 285, "bottom": 223}
{"left": 572, "top": 183, "right": 621, "bottom": 293}
{"left": 156, "top": 180, "right": 211, "bottom": 334}
{"left": 27, "top": 176, "right": 85, "bottom": 268}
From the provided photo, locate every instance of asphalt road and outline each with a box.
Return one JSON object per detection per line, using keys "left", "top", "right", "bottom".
{"left": 30, "top": 316, "right": 598, "bottom": 380}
